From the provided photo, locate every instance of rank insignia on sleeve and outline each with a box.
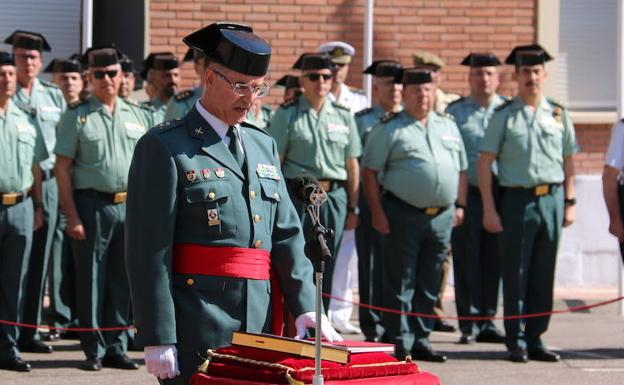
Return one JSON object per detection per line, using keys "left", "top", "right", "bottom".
{"left": 256, "top": 163, "right": 281, "bottom": 180}
{"left": 201, "top": 169, "right": 211, "bottom": 179}
{"left": 215, "top": 168, "right": 225, "bottom": 178}
{"left": 207, "top": 209, "right": 220, "bottom": 226}
{"left": 186, "top": 170, "right": 197, "bottom": 182}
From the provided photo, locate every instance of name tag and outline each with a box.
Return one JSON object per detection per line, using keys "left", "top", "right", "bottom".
{"left": 256, "top": 163, "right": 281, "bottom": 180}
{"left": 541, "top": 115, "right": 563, "bottom": 129}
{"left": 327, "top": 123, "right": 349, "bottom": 134}
{"left": 17, "top": 123, "right": 36, "bottom": 135}
{"left": 39, "top": 105, "right": 61, "bottom": 114}
{"left": 441, "top": 134, "right": 461, "bottom": 142}
{"left": 125, "top": 122, "right": 146, "bottom": 133}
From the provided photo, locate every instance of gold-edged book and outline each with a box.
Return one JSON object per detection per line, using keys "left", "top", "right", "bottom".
{"left": 231, "top": 332, "right": 395, "bottom": 364}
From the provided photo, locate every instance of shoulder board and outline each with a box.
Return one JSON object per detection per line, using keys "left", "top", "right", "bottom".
{"left": 500, "top": 95, "right": 510, "bottom": 101}
{"left": 39, "top": 79, "right": 58, "bottom": 88}
{"left": 175, "top": 89, "right": 195, "bottom": 101}
{"left": 355, "top": 107, "right": 374, "bottom": 118}
{"left": 154, "top": 118, "right": 184, "bottom": 132}
{"left": 446, "top": 96, "right": 465, "bottom": 108}
{"left": 13, "top": 100, "right": 36, "bottom": 116}
{"left": 349, "top": 86, "right": 366, "bottom": 95}
{"left": 280, "top": 97, "right": 299, "bottom": 108}
{"left": 494, "top": 99, "right": 513, "bottom": 112}
{"left": 68, "top": 99, "right": 87, "bottom": 109}
{"left": 332, "top": 102, "right": 350, "bottom": 111}
{"left": 241, "top": 121, "right": 269, "bottom": 136}
{"left": 140, "top": 101, "right": 156, "bottom": 111}
{"left": 261, "top": 105, "right": 273, "bottom": 113}
{"left": 546, "top": 98, "right": 565, "bottom": 110}
{"left": 123, "top": 98, "right": 140, "bottom": 107}
{"left": 381, "top": 112, "right": 398, "bottom": 123}
{"left": 435, "top": 111, "right": 455, "bottom": 120}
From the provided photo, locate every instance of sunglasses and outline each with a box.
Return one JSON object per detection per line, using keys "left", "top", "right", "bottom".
{"left": 304, "top": 73, "right": 333, "bottom": 82}
{"left": 93, "top": 70, "right": 118, "bottom": 79}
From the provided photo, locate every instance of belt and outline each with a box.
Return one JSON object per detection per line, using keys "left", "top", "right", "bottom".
{"left": 172, "top": 244, "right": 284, "bottom": 336}
{"left": 384, "top": 191, "right": 448, "bottom": 216}
{"left": 503, "top": 183, "right": 561, "bottom": 197}
{"left": 1, "top": 190, "right": 32, "bottom": 206}
{"left": 42, "top": 169, "right": 55, "bottom": 181}
{"left": 76, "top": 189, "right": 128, "bottom": 204}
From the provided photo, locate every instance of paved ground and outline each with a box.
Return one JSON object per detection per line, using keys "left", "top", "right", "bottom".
{"left": 2, "top": 290, "right": 624, "bottom": 385}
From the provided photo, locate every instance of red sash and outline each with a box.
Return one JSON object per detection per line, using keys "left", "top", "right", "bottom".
{"left": 172, "top": 244, "right": 284, "bottom": 336}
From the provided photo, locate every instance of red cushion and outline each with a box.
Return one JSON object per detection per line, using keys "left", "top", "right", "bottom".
{"left": 199, "top": 345, "right": 419, "bottom": 384}
{"left": 190, "top": 372, "right": 440, "bottom": 385}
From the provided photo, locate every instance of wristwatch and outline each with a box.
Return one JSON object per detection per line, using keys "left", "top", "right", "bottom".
{"left": 455, "top": 202, "right": 467, "bottom": 210}
{"left": 564, "top": 198, "right": 577, "bottom": 206}
{"left": 34, "top": 201, "right": 44, "bottom": 209}
{"left": 347, "top": 206, "right": 360, "bottom": 215}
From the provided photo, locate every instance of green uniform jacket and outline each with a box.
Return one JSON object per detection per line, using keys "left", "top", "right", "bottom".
{"left": 269, "top": 95, "right": 361, "bottom": 180}
{"left": 54, "top": 96, "right": 151, "bottom": 192}
{"left": 363, "top": 110, "right": 468, "bottom": 207}
{"left": 125, "top": 107, "right": 316, "bottom": 352}
{"left": 245, "top": 104, "right": 273, "bottom": 130}
{"left": 480, "top": 96, "right": 577, "bottom": 187}
{"left": 15, "top": 78, "right": 65, "bottom": 171}
{"left": 0, "top": 99, "right": 46, "bottom": 191}
{"left": 163, "top": 86, "right": 202, "bottom": 121}
{"left": 141, "top": 97, "right": 167, "bottom": 125}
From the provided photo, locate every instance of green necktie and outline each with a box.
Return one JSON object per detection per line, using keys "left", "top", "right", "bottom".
{"left": 227, "top": 126, "right": 245, "bottom": 169}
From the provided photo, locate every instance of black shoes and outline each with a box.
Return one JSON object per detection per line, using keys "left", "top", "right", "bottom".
{"left": 0, "top": 357, "right": 31, "bottom": 372}
{"left": 18, "top": 340, "right": 53, "bottom": 353}
{"left": 476, "top": 329, "right": 506, "bottom": 343}
{"left": 528, "top": 348, "right": 561, "bottom": 362}
{"left": 433, "top": 320, "right": 456, "bottom": 333}
{"left": 102, "top": 354, "right": 139, "bottom": 370}
{"left": 80, "top": 357, "right": 103, "bottom": 371}
{"left": 458, "top": 333, "right": 476, "bottom": 344}
{"left": 43, "top": 330, "right": 60, "bottom": 342}
{"left": 508, "top": 347, "right": 529, "bottom": 363}
{"left": 411, "top": 346, "right": 447, "bottom": 363}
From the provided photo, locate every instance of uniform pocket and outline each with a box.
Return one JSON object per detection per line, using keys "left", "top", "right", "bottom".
{"left": 259, "top": 179, "right": 281, "bottom": 232}
{"left": 540, "top": 125, "right": 564, "bottom": 161}
{"left": 443, "top": 138, "right": 462, "bottom": 171}
{"left": 184, "top": 182, "right": 237, "bottom": 237}
{"left": 17, "top": 130, "right": 36, "bottom": 164}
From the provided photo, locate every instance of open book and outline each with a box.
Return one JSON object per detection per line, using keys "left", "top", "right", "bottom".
{"left": 231, "top": 332, "right": 395, "bottom": 364}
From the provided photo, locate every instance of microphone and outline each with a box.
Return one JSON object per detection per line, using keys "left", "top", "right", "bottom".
{"left": 291, "top": 175, "right": 327, "bottom": 206}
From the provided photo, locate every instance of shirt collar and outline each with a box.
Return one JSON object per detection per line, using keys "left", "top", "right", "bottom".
{"left": 195, "top": 99, "right": 232, "bottom": 141}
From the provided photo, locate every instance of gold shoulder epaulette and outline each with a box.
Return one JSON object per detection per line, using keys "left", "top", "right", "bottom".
{"left": 494, "top": 99, "right": 513, "bottom": 112}
{"left": 381, "top": 112, "right": 398, "bottom": 123}
{"left": 355, "top": 107, "right": 374, "bottom": 118}
{"left": 175, "top": 89, "right": 194, "bottom": 101}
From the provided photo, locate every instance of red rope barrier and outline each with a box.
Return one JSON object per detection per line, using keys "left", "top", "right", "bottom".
{"left": 322, "top": 293, "right": 624, "bottom": 320}
{"left": 0, "top": 320, "right": 133, "bottom": 332}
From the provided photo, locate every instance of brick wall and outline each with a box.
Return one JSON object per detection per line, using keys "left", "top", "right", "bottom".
{"left": 149, "top": 0, "right": 610, "bottom": 176}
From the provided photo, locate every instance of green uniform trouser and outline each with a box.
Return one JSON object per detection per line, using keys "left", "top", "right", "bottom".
{"left": 618, "top": 184, "right": 624, "bottom": 264}
{"left": 20, "top": 174, "right": 58, "bottom": 342}
{"left": 0, "top": 198, "right": 33, "bottom": 361}
{"left": 451, "top": 184, "right": 501, "bottom": 335}
{"left": 47, "top": 211, "right": 77, "bottom": 329}
{"left": 70, "top": 190, "right": 130, "bottom": 359}
{"left": 380, "top": 194, "right": 453, "bottom": 357}
{"left": 355, "top": 189, "right": 383, "bottom": 340}
{"left": 288, "top": 183, "right": 347, "bottom": 310}
{"left": 499, "top": 185, "right": 563, "bottom": 351}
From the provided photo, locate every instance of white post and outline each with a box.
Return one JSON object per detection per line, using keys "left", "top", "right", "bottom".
{"left": 617, "top": 0, "right": 624, "bottom": 316}
{"left": 363, "top": 0, "right": 374, "bottom": 106}
{"left": 81, "top": 0, "right": 93, "bottom": 51}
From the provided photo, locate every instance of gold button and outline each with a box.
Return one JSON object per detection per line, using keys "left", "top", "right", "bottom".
{"left": 254, "top": 214, "right": 262, "bottom": 223}
{"left": 250, "top": 190, "right": 256, "bottom": 199}
{"left": 254, "top": 240, "right": 263, "bottom": 248}
{"left": 186, "top": 278, "right": 194, "bottom": 286}
{"left": 208, "top": 191, "right": 216, "bottom": 200}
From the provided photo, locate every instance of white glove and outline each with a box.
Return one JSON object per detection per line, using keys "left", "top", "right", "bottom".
{"left": 294, "top": 312, "right": 343, "bottom": 342}
{"left": 144, "top": 345, "right": 180, "bottom": 380}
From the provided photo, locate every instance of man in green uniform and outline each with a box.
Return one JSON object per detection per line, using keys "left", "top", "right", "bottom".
{"left": 0, "top": 51, "right": 45, "bottom": 372}
{"left": 354, "top": 60, "right": 402, "bottom": 342}
{"left": 125, "top": 23, "right": 339, "bottom": 385}
{"left": 269, "top": 53, "right": 361, "bottom": 310}
{"left": 163, "top": 48, "right": 205, "bottom": 121}
{"left": 274, "top": 74, "right": 302, "bottom": 102}
{"left": 43, "top": 56, "right": 84, "bottom": 342}
{"left": 478, "top": 44, "right": 577, "bottom": 363}
{"left": 4, "top": 30, "right": 65, "bottom": 354}
{"left": 119, "top": 56, "right": 138, "bottom": 101}
{"left": 245, "top": 98, "right": 272, "bottom": 129}
{"left": 447, "top": 53, "right": 506, "bottom": 345}
{"left": 140, "top": 52, "right": 180, "bottom": 124}
{"left": 54, "top": 46, "right": 150, "bottom": 371}
{"left": 363, "top": 69, "right": 468, "bottom": 362}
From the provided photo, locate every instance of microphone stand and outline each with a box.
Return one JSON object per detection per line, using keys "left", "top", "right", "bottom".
{"left": 304, "top": 195, "right": 332, "bottom": 385}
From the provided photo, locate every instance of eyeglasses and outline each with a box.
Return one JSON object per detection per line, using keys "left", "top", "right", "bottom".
{"left": 210, "top": 68, "right": 269, "bottom": 98}
{"left": 93, "top": 70, "right": 118, "bottom": 79}
{"left": 303, "top": 73, "right": 333, "bottom": 82}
